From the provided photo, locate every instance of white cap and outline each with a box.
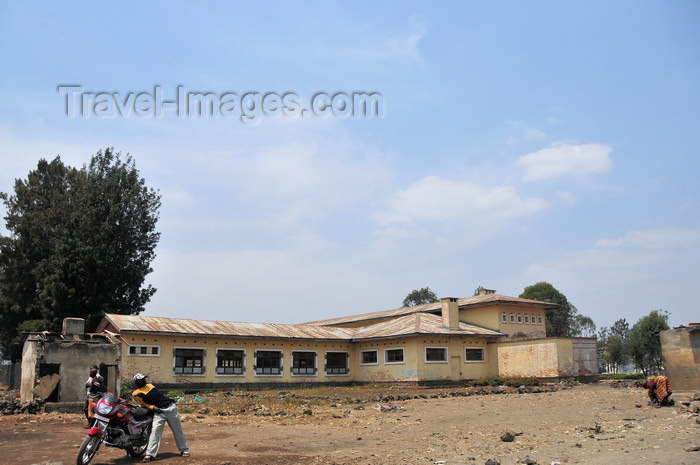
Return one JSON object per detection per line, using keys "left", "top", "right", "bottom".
{"left": 133, "top": 373, "right": 147, "bottom": 382}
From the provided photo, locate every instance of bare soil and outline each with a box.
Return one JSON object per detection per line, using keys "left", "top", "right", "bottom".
{"left": 1, "top": 381, "right": 698, "bottom": 465}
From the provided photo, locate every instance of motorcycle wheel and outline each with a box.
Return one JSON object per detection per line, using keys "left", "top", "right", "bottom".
{"left": 126, "top": 423, "right": 152, "bottom": 458}
{"left": 76, "top": 435, "right": 101, "bottom": 465}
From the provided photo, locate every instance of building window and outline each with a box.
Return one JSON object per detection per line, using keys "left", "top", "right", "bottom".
{"left": 531, "top": 314, "right": 536, "bottom": 324}
{"left": 524, "top": 315, "right": 530, "bottom": 324}
{"left": 174, "top": 348, "right": 205, "bottom": 375}
{"left": 325, "top": 351, "right": 349, "bottom": 375}
{"left": 216, "top": 349, "right": 245, "bottom": 375}
{"left": 255, "top": 350, "right": 283, "bottom": 375}
{"left": 360, "top": 350, "right": 378, "bottom": 365}
{"left": 385, "top": 348, "right": 405, "bottom": 364}
{"left": 517, "top": 314, "right": 523, "bottom": 323}
{"left": 510, "top": 313, "right": 516, "bottom": 323}
{"left": 292, "top": 351, "right": 317, "bottom": 375}
{"left": 538, "top": 315, "right": 543, "bottom": 324}
{"left": 128, "top": 345, "right": 160, "bottom": 356}
{"left": 465, "top": 347, "right": 485, "bottom": 362}
{"left": 425, "top": 347, "right": 447, "bottom": 363}
{"left": 501, "top": 312, "right": 508, "bottom": 323}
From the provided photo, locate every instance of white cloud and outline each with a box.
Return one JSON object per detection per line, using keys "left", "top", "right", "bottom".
{"left": 524, "top": 227, "right": 700, "bottom": 328}
{"left": 347, "top": 15, "right": 428, "bottom": 66}
{"left": 518, "top": 142, "right": 613, "bottom": 182}
{"left": 373, "top": 175, "right": 546, "bottom": 226}
{"left": 595, "top": 228, "right": 700, "bottom": 249}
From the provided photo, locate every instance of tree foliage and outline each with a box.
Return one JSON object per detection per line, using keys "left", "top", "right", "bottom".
{"left": 597, "top": 318, "right": 632, "bottom": 373}
{"left": 519, "top": 282, "right": 579, "bottom": 337}
{"left": 627, "top": 310, "right": 670, "bottom": 376}
{"left": 402, "top": 287, "right": 438, "bottom": 307}
{"left": 0, "top": 148, "right": 161, "bottom": 359}
{"left": 571, "top": 314, "right": 596, "bottom": 337}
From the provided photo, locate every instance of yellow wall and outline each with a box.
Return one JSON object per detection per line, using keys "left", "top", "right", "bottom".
{"left": 488, "top": 304, "right": 547, "bottom": 339}
{"left": 496, "top": 338, "right": 577, "bottom": 378}
{"left": 120, "top": 333, "right": 499, "bottom": 384}
{"left": 120, "top": 334, "right": 353, "bottom": 384}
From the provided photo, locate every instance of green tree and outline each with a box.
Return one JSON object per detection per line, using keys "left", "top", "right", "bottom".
{"left": 604, "top": 335, "right": 626, "bottom": 373}
{"left": 572, "top": 314, "right": 596, "bottom": 337}
{"left": 610, "top": 318, "right": 631, "bottom": 339}
{"left": 402, "top": 287, "right": 438, "bottom": 307}
{"left": 628, "top": 310, "right": 670, "bottom": 376}
{"left": 519, "top": 282, "right": 579, "bottom": 337}
{"left": 0, "top": 148, "right": 161, "bottom": 359}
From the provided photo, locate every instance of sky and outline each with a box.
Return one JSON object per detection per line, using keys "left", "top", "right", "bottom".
{"left": 1, "top": 1, "right": 698, "bottom": 331}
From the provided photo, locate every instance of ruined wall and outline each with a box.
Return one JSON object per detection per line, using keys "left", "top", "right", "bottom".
{"left": 21, "top": 337, "right": 120, "bottom": 403}
{"left": 20, "top": 341, "right": 39, "bottom": 403}
{"left": 661, "top": 328, "right": 700, "bottom": 391}
{"left": 41, "top": 342, "right": 120, "bottom": 401}
{"left": 569, "top": 338, "right": 598, "bottom": 376}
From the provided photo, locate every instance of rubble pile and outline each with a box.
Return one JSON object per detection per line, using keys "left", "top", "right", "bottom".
{"left": 0, "top": 391, "right": 44, "bottom": 415}
{"left": 1, "top": 397, "right": 45, "bottom": 415}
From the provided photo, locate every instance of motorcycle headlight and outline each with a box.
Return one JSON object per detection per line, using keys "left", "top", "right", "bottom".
{"left": 97, "top": 402, "right": 113, "bottom": 415}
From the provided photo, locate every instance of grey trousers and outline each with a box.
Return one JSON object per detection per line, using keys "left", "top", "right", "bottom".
{"left": 146, "top": 403, "right": 189, "bottom": 457}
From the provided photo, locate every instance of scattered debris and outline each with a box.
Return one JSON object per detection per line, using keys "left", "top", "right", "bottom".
{"left": 500, "top": 431, "right": 515, "bottom": 442}
{"left": 376, "top": 404, "right": 404, "bottom": 412}
{"left": 518, "top": 455, "right": 538, "bottom": 464}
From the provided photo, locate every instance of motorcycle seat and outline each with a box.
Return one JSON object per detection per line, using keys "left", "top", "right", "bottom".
{"left": 132, "top": 407, "right": 153, "bottom": 421}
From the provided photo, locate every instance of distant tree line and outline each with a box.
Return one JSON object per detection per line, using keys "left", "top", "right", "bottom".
{"left": 597, "top": 310, "right": 670, "bottom": 376}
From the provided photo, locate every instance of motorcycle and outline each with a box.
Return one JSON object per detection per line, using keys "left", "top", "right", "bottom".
{"left": 77, "top": 392, "right": 154, "bottom": 465}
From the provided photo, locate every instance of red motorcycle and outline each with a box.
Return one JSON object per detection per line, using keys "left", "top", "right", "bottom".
{"left": 77, "top": 392, "right": 154, "bottom": 465}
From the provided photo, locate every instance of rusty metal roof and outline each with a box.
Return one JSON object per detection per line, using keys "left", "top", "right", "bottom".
{"left": 305, "top": 293, "right": 558, "bottom": 327}
{"left": 100, "top": 312, "right": 505, "bottom": 342}
{"left": 100, "top": 314, "right": 356, "bottom": 340}
{"left": 352, "top": 313, "right": 505, "bottom": 340}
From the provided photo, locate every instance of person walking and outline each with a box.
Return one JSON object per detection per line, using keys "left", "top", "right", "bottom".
{"left": 131, "top": 373, "right": 190, "bottom": 462}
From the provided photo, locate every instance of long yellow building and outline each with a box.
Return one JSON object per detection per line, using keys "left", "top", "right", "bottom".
{"left": 96, "top": 289, "right": 598, "bottom": 390}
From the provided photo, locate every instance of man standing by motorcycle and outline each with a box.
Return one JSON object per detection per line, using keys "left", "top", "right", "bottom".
{"left": 131, "top": 373, "right": 190, "bottom": 462}
{"left": 84, "top": 365, "right": 107, "bottom": 428}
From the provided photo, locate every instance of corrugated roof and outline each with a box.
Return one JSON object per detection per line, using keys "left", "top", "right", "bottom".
{"left": 99, "top": 312, "right": 505, "bottom": 342}
{"left": 100, "top": 314, "right": 355, "bottom": 340}
{"left": 352, "top": 313, "right": 505, "bottom": 340}
{"left": 305, "top": 293, "right": 558, "bottom": 327}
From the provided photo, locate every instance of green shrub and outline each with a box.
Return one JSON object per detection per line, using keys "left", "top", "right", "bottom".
{"left": 599, "top": 373, "right": 644, "bottom": 380}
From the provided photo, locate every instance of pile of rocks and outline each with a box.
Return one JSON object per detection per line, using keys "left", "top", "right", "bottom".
{"left": 0, "top": 391, "right": 44, "bottom": 415}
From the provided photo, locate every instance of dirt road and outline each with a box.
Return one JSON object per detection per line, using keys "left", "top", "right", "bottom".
{"left": 1, "top": 381, "right": 698, "bottom": 465}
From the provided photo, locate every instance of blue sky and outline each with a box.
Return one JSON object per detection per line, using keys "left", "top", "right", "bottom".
{"left": 1, "top": 1, "right": 698, "bottom": 330}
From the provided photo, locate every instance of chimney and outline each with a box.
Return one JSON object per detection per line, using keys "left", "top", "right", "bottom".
{"left": 62, "top": 318, "right": 85, "bottom": 340}
{"left": 441, "top": 297, "right": 460, "bottom": 330}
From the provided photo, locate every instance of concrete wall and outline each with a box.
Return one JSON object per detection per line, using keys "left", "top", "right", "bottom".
{"left": 20, "top": 340, "right": 40, "bottom": 403}
{"left": 661, "top": 327, "right": 700, "bottom": 391}
{"left": 21, "top": 337, "right": 120, "bottom": 402}
{"left": 496, "top": 337, "right": 597, "bottom": 378}
{"left": 570, "top": 338, "right": 598, "bottom": 376}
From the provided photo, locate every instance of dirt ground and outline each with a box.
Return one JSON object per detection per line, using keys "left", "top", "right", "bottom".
{"left": 0, "top": 381, "right": 698, "bottom": 465}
